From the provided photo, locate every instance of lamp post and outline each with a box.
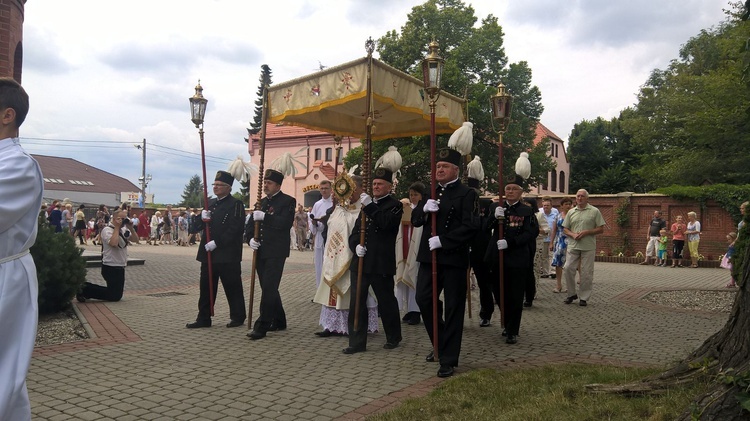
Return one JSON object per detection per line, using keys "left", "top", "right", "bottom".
{"left": 189, "top": 80, "right": 215, "bottom": 316}
{"left": 422, "top": 39, "right": 443, "bottom": 360}
{"left": 490, "top": 82, "right": 514, "bottom": 328}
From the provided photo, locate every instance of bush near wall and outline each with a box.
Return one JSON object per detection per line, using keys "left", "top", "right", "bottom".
{"left": 30, "top": 223, "right": 86, "bottom": 314}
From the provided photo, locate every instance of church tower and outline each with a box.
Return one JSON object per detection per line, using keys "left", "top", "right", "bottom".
{"left": 0, "top": 0, "right": 25, "bottom": 82}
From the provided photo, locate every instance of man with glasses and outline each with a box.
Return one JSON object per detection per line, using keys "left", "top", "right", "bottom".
{"left": 562, "top": 189, "right": 605, "bottom": 307}
{"left": 186, "top": 171, "right": 247, "bottom": 329}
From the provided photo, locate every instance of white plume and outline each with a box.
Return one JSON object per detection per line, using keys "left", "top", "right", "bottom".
{"left": 271, "top": 149, "right": 307, "bottom": 177}
{"left": 515, "top": 152, "right": 531, "bottom": 180}
{"left": 447, "top": 122, "right": 473, "bottom": 156}
{"left": 227, "top": 155, "right": 258, "bottom": 183}
{"left": 348, "top": 164, "right": 359, "bottom": 176}
{"left": 374, "top": 145, "right": 402, "bottom": 172}
{"left": 467, "top": 156, "right": 484, "bottom": 181}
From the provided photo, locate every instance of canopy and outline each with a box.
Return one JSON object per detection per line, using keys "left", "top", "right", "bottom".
{"left": 268, "top": 56, "right": 465, "bottom": 140}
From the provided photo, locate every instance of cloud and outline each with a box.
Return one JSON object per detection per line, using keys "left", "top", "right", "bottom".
{"left": 23, "top": 26, "right": 74, "bottom": 74}
{"left": 505, "top": 0, "right": 727, "bottom": 48}
{"left": 98, "top": 36, "right": 261, "bottom": 74}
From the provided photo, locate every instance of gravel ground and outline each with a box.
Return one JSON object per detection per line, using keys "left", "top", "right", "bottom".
{"left": 35, "top": 289, "right": 738, "bottom": 347}
{"left": 644, "top": 289, "right": 738, "bottom": 313}
{"left": 35, "top": 309, "right": 89, "bottom": 347}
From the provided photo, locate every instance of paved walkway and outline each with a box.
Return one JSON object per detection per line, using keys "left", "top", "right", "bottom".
{"left": 29, "top": 243, "right": 734, "bottom": 420}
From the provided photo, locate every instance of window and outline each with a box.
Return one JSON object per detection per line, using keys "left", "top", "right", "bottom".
{"left": 559, "top": 171, "right": 566, "bottom": 193}
{"left": 325, "top": 147, "right": 332, "bottom": 161}
{"left": 550, "top": 170, "right": 557, "bottom": 192}
{"left": 555, "top": 144, "right": 559, "bottom": 158}
{"left": 315, "top": 148, "right": 322, "bottom": 161}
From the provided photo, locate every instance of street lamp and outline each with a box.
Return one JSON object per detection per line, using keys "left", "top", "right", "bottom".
{"left": 421, "top": 39, "right": 443, "bottom": 361}
{"left": 188, "top": 80, "right": 215, "bottom": 316}
{"left": 490, "top": 82, "right": 514, "bottom": 328}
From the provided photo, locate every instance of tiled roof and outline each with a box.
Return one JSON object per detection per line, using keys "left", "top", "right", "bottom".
{"left": 32, "top": 155, "right": 140, "bottom": 193}
{"left": 319, "top": 163, "right": 335, "bottom": 180}
{"left": 533, "top": 122, "right": 563, "bottom": 145}
{"left": 253, "top": 124, "right": 332, "bottom": 141}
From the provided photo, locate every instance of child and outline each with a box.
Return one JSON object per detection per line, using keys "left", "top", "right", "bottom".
{"left": 657, "top": 229, "right": 669, "bottom": 266}
{"left": 721, "top": 232, "right": 738, "bottom": 287}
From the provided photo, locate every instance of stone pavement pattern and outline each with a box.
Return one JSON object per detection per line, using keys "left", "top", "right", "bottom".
{"left": 28, "top": 243, "right": 734, "bottom": 420}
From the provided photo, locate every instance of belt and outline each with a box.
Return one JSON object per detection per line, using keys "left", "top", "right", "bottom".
{"left": 0, "top": 249, "right": 30, "bottom": 264}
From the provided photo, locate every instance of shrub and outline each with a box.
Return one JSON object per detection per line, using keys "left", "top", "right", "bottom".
{"left": 30, "top": 223, "right": 86, "bottom": 314}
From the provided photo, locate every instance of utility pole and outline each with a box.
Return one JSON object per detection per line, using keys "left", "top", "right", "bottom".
{"left": 135, "top": 138, "right": 151, "bottom": 207}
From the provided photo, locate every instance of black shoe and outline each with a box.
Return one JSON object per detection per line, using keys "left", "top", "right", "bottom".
{"left": 247, "top": 330, "right": 266, "bottom": 340}
{"left": 579, "top": 300, "right": 588, "bottom": 307}
{"left": 383, "top": 341, "right": 400, "bottom": 349}
{"left": 550, "top": 274, "right": 556, "bottom": 279}
{"left": 186, "top": 320, "right": 211, "bottom": 329}
{"left": 425, "top": 351, "right": 435, "bottom": 362}
{"left": 407, "top": 313, "right": 421, "bottom": 325}
{"left": 226, "top": 320, "right": 244, "bottom": 328}
{"left": 314, "top": 329, "right": 333, "bottom": 337}
{"left": 541, "top": 274, "right": 550, "bottom": 278}
{"left": 268, "top": 323, "right": 287, "bottom": 332}
{"left": 501, "top": 329, "right": 507, "bottom": 337}
{"left": 506, "top": 334, "right": 518, "bottom": 344}
{"left": 479, "top": 319, "right": 491, "bottom": 327}
{"left": 437, "top": 364, "right": 454, "bottom": 378}
{"left": 563, "top": 295, "right": 578, "bottom": 304}
{"left": 75, "top": 293, "right": 86, "bottom": 303}
{"left": 523, "top": 301, "right": 532, "bottom": 308}
{"left": 342, "top": 346, "right": 365, "bottom": 354}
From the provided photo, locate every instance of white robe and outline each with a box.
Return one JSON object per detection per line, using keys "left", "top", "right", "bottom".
{"left": 313, "top": 200, "right": 377, "bottom": 333}
{"left": 309, "top": 196, "right": 333, "bottom": 288}
{"left": 394, "top": 219, "right": 422, "bottom": 313}
{"left": 0, "top": 138, "right": 43, "bottom": 421}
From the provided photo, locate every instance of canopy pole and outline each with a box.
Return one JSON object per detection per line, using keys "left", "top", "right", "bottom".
{"left": 354, "top": 38, "right": 375, "bottom": 333}
{"left": 247, "top": 84, "right": 268, "bottom": 330}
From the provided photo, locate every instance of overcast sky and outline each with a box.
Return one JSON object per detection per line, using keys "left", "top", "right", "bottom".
{"left": 20, "top": 0, "right": 729, "bottom": 205}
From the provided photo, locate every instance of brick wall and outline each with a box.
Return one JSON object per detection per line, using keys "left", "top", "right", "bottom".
{"left": 541, "top": 193, "right": 738, "bottom": 260}
{"left": 0, "top": 0, "right": 24, "bottom": 81}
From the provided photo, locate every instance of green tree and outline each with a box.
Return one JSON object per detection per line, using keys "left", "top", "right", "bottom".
{"left": 620, "top": 14, "right": 750, "bottom": 188}
{"left": 241, "top": 65, "right": 273, "bottom": 203}
{"left": 179, "top": 175, "right": 204, "bottom": 208}
{"left": 345, "top": 0, "right": 549, "bottom": 197}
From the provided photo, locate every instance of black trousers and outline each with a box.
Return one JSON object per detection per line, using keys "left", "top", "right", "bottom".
{"left": 489, "top": 266, "right": 527, "bottom": 336}
{"left": 473, "top": 260, "right": 498, "bottom": 321}
{"left": 197, "top": 261, "right": 246, "bottom": 324}
{"left": 524, "top": 269, "right": 537, "bottom": 304}
{"left": 416, "top": 263, "right": 467, "bottom": 367}
{"left": 348, "top": 272, "right": 401, "bottom": 349}
{"left": 253, "top": 257, "right": 287, "bottom": 332}
{"left": 82, "top": 265, "right": 125, "bottom": 301}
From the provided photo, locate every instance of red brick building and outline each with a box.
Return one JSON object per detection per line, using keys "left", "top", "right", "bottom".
{"left": 0, "top": 0, "right": 25, "bottom": 82}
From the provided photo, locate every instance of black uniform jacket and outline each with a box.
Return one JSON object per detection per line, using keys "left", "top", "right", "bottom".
{"left": 484, "top": 200, "right": 538, "bottom": 268}
{"left": 245, "top": 191, "right": 296, "bottom": 259}
{"left": 195, "top": 195, "right": 245, "bottom": 264}
{"left": 411, "top": 180, "right": 479, "bottom": 269}
{"left": 348, "top": 194, "right": 403, "bottom": 275}
{"left": 470, "top": 197, "right": 493, "bottom": 265}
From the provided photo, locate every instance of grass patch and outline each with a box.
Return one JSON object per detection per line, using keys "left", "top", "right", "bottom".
{"left": 370, "top": 364, "right": 709, "bottom": 421}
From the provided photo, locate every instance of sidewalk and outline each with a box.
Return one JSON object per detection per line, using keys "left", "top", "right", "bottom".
{"left": 28, "top": 243, "right": 733, "bottom": 420}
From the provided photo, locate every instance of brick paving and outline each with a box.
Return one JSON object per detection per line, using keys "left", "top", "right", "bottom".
{"left": 28, "top": 242, "right": 735, "bottom": 420}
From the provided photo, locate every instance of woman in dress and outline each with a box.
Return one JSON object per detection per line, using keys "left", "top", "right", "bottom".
{"left": 549, "top": 197, "right": 572, "bottom": 293}
{"left": 73, "top": 204, "right": 87, "bottom": 245}
{"left": 685, "top": 211, "right": 701, "bottom": 268}
{"left": 150, "top": 211, "right": 161, "bottom": 246}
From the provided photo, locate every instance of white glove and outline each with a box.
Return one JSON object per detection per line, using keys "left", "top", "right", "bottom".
{"left": 245, "top": 214, "right": 252, "bottom": 224}
{"left": 494, "top": 206, "right": 505, "bottom": 218}
{"left": 204, "top": 240, "right": 217, "bottom": 252}
{"left": 423, "top": 199, "right": 439, "bottom": 213}
{"left": 428, "top": 236, "right": 442, "bottom": 250}
{"left": 360, "top": 193, "right": 373, "bottom": 206}
{"left": 253, "top": 210, "right": 265, "bottom": 221}
{"left": 201, "top": 210, "right": 211, "bottom": 221}
{"left": 249, "top": 239, "right": 261, "bottom": 250}
{"left": 355, "top": 245, "right": 367, "bottom": 257}
{"left": 497, "top": 239, "right": 508, "bottom": 250}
